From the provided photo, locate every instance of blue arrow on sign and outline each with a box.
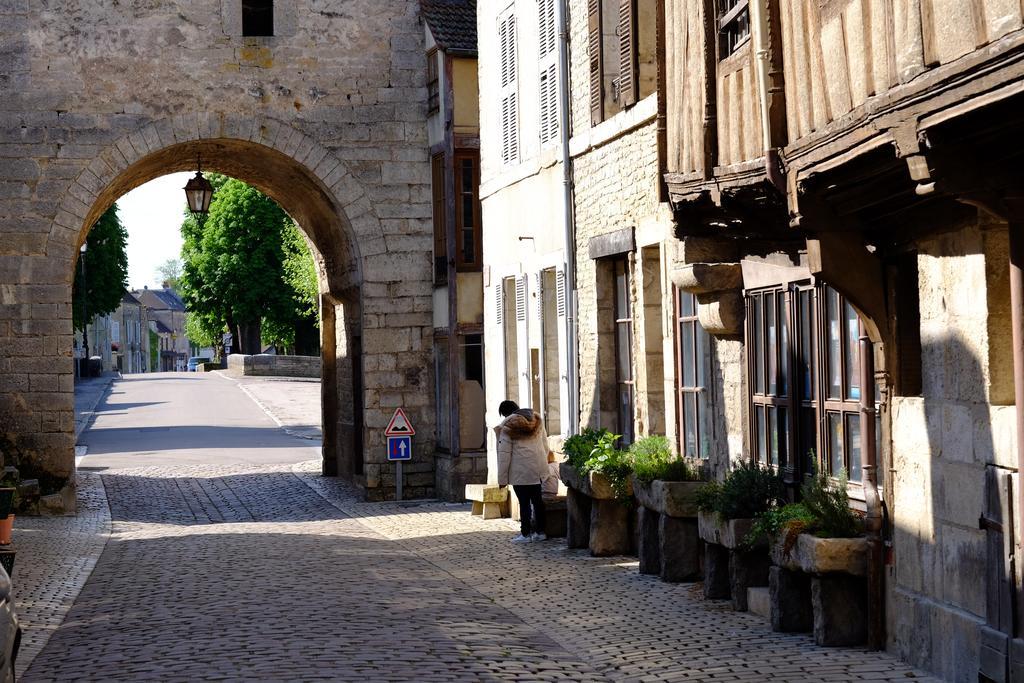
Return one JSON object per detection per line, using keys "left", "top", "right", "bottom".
{"left": 387, "top": 435, "right": 412, "bottom": 461}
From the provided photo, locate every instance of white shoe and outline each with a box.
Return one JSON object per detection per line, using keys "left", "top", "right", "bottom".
{"left": 510, "top": 534, "right": 532, "bottom": 544}
{"left": 531, "top": 532, "right": 547, "bottom": 541}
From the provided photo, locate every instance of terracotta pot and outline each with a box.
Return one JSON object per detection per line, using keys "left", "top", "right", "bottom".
{"left": 0, "top": 515, "right": 15, "bottom": 545}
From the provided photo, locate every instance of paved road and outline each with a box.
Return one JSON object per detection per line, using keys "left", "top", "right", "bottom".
{"left": 21, "top": 374, "right": 939, "bottom": 681}
{"left": 78, "top": 373, "right": 319, "bottom": 470}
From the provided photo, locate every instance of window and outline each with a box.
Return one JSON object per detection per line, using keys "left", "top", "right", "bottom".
{"left": 454, "top": 151, "right": 481, "bottom": 270}
{"left": 717, "top": 0, "right": 750, "bottom": 58}
{"left": 242, "top": 0, "right": 274, "bottom": 37}
{"left": 746, "top": 283, "right": 879, "bottom": 484}
{"left": 426, "top": 48, "right": 440, "bottom": 115}
{"left": 540, "top": 268, "right": 562, "bottom": 435}
{"left": 587, "top": 0, "right": 657, "bottom": 125}
{"left": 675, "top": 289, "right": 707, "bottom": 459}
{"left": 431, "top": 153, "right": 447, "bottom": 284}
{"left": 613, "top": 257, "right": 635, "bottom": 444}
{"left": 498, "top": 9, "right": 519, "bottom": 164}
{"left": 538, "top": 0, "right": 559, "bottom": 144}
{"left": 500, "top": 278, "right": 520, "bottom": 404}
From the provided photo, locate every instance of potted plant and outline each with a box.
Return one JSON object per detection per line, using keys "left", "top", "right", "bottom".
{"left": 559, "top": 430, "right": 634, "bottom": 556}
{"left": 694, "top": 460, "right": 785, "bottom": 610}
{"left": 0, "top": 470, "right": 20, "bottom": 546}
{"left": 629, "top": 436, "right": 704, "bottom": 581}
{"left": 749, "top": 470, "right": 869, "bottom": 645}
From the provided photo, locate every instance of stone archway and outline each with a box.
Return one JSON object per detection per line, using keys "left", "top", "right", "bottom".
{"left": 1, "top": 113, "right": 435, "bottom": 508}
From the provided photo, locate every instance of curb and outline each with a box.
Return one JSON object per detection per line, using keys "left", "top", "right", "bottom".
{"left": 74, "top": 374, "right": 119, "bottom": 441}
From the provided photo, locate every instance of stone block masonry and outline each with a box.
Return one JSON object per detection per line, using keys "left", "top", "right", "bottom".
{"left": 0, "top": 1, "right": 436, "bottom": 507}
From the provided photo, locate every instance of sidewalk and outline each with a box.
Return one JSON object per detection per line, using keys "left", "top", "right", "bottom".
{"left": 216, "top": 371, "right": 322, "bottom": 441}
{"left": 73, "top": 373, "right": 118, "bottom": 440}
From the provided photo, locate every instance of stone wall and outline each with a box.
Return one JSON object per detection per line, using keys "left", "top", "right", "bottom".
{"left": 227, "top": 354, "right": 320, "bottom": 378}
{"left": 888, "top": 219, "right": 1017, "bottom": 680}
{"left": 0, "top": 1, "right": 435, "bottom": 505}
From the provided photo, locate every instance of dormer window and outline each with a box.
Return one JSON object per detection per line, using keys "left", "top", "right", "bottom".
{"left": 243, "top": 0, "right": 274, "bottom": 37}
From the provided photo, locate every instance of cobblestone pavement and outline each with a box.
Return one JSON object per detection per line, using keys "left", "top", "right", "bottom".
{"left": 13, "top": 473, "right": 110, "bottom": 674}
{"left": 21, "top": 458, "right": 940, "bottom": 682}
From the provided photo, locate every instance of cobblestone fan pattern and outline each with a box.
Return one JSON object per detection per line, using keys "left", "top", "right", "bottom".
{"left": 14, "top": 472, "right": 110, "bottom": 673}
{"left": 296, "top": 462, "right": 941, "bottom": 683}
{"left": 23, "top": 464, "right": 603, "bottom": 682}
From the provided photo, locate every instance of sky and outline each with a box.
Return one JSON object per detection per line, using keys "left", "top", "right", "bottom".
{"left": 116, "top": 172, "right": 191, "bottom": 290}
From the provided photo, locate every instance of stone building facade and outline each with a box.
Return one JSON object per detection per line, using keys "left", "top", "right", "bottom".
{"left": 0, "top": 1, "right": 438, "bottom": 505}
{"left": 662, "top": 0, "right": 1024, "bottom": 679}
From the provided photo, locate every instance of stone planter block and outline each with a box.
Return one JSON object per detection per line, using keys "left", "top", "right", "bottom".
{"left": 566, "top": 488, "right": 592, "bottom": 549}
{"left": 771, "top": 533, "right": 869, "bottom": 576}
{"left": 697, "top": 510, "right": 763, "bottom": 549}
{"left": 589, "top": 499, "right": 632, "bottom": 556}
{"left": 632, "top": 478, "right": 702, "bottom": 518}
{"left": 637, "top": 506, "right": 661, "bottom": 575}
{"left": 465, "top": 484, "right": 509, "bottom": 520}
{"left": 769, "top": 566, "right": 813, "bottom": 632}
{"left": 729, "top": 549, "right": 771, "bottom": 612}
{"left": 660, "top": 515, "right": 700, "bottom": 582}
{"left": 559, "top": 463, "right": 631, "bottom": 500}
{"left": 812, "top": 574, "right": 868, "bottom": 646}
{"left": 703, "top": 543, "right": 731, "bottom": 599}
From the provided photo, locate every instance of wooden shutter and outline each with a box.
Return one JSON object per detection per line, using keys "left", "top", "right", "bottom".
{"left": 515, "top": 275, "right": 531, "bottom": 403}
{"left": 538, "top": 0, "right": 559, "bottom": 145}
{"left": 618, "top": 0, "right": 637, "bottom": 107}
{"left": 588, "top": 0, "right": 603, "bottom": 126}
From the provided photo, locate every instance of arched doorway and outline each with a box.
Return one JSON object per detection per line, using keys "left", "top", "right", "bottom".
{"left": 5, "top": 115, "right": 436, "bottom": 509}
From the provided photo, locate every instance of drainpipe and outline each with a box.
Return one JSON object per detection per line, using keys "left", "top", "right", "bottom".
{"left": 860, "top": 332, "right": 884, "bottom": 650}
{"left": 747, "top": 0, "right": 784, "bottom": 189}
{"left": 1009, "top": 220, "right": 1024, "bottom": 634}
{"left": 555, "top": 0, "right": 579, "bottom": 436}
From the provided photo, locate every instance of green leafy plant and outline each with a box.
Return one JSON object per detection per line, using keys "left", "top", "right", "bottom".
{"left": 580, "top": 432, "right": 633, "bottom": 501}
{"left": 800, "top": 468, "right": 862, "bottom": 539}
{"left": 698, "top": 459, "right": 785, "bottom": 520}
{"left": 629, "top": 436, "right": 702, "bottom": 483}
{"left": 694, "top": 480, "right": 722, "bottom": 512}
{"left": 744, "top": 468, "right": 863, "bottom": 550}
{"left": 563, "top": 427, "right": 609, "bottom": 472}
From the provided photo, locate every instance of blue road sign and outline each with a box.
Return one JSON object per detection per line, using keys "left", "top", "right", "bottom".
{"left": 387, "top": 435, "right": 412, "bottom": 461}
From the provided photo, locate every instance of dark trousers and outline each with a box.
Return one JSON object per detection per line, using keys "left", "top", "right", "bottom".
{"left": 513, "top": 484, "right": 546, "bottom": 536}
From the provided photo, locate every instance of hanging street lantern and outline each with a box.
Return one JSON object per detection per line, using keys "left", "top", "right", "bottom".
{"left": 184, "top": 155, "right": 215, "bottom": 214}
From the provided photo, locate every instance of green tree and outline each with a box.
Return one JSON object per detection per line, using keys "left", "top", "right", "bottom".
{"left": 155, "top": 258, "right": 182, "bottom": 292}
{"left": 179, "top": 178, "right": 299, "bottom": 355}
{"left": 73, "top": 205, "right": 129, "bottom": 332}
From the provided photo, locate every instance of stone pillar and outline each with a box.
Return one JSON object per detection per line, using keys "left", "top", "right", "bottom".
{"left": 566, "top": 488, "right": 592, "bottom": 549}
{"left": 637, "top": 506, "right": 661, "bottom": 574}
{"left": 704, "top": 543, "right": 731, "bottom": 599}
{"left": 589, "top": 499, "right": 631, "bottom": 556}
{"left": 811, "top": 575, "right": 868, "bottom": 646}
{"left": 729, "top": 549, "right": 771, "bottom": 611}
{"left": 660, "top": 516, "right": 701, "bottom": 582}
{"left": 769, "top": 566, "right": 813, "bottom": 632}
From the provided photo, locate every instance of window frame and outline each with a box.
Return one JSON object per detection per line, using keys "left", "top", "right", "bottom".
{"left": 453, "top": 150, "right": 482, "bottom": 271}
{"left": 716, "top": 0, "right": 750, "bottom": 60}
{"left": 675, "top": 288, "right": 708, "bottom": 459}
{"left": 430, "top": 152, "right": 447, "bottom": 284}
{"left": 745, "top": 282, "right": 877, "bottom": 490}
{"left": 612, "top": 256, "right": 635, "bottom": 444}
{"left": 242, "top": 0, "right": 274, "bottom": 37}
{"left": 426, "top": 48, "right": 440, "bottom": 115}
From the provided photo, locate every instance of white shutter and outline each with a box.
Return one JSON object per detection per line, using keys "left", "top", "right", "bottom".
{"left": 515, "top": 274, "right": 531, "bottom": 404}
{"left": 555, "top": 265, "right": 570, "bottom": 434}
{"left": 495, "top": 283, "right": 504, "bottom": 326}
{"left": 538, "top": 0, "right": 559, "bottom": 146}
{"left": 499, "top": 10, "right": 519, "bottom": 164}
{"left": 534, "top": 272, "right": 543, "bottom": 321}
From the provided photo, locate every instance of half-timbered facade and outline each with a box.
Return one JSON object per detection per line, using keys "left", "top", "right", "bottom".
{"left": 664, "top": 0, "right": 1024, "bottom": 679}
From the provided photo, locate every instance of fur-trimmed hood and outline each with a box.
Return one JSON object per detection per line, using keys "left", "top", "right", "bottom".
{"left": 502, "top": 409, "right": 542, "bottom": 439}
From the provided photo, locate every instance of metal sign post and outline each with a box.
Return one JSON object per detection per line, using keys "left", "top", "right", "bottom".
{"left": 385, "top": 409, "right": 415, "bottom": 502}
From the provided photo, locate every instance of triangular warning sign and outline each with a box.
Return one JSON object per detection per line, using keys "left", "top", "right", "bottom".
{"left": 384, "top": 407, "right": 416, "bottom": 436}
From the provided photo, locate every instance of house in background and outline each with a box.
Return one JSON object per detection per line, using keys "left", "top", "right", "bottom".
{"left": 111, "top": 291, "right": 149, "bottom": 374}
{"left": 134, "top": 287, "right": 188, "bottom": 372}
{"left": 421, "top": 0, "right": 486, "bottom": 500}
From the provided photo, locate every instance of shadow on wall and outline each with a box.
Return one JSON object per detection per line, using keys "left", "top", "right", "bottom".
{"left": 891, "top": 330, "right": 1010, "bottom": 681}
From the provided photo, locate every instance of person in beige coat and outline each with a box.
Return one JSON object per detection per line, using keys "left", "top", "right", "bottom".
{"left": 496, "top": 400, "right": 551, "bottom": 542}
